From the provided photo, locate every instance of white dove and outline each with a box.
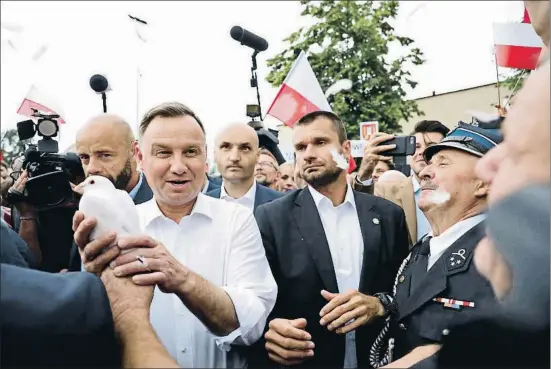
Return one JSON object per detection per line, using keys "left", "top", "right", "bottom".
{"left": 75, "top": 175, "right": 141, "bottom": 244}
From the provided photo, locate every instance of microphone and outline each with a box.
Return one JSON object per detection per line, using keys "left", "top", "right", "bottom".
{"left": 89, "top": 74, "right": 110, "bottom": 113}
{"left": 89, "top": 74, "right": 109, "bottom": 94}
{"left": 230, "top": 26, "right": 268, "bottom": 52}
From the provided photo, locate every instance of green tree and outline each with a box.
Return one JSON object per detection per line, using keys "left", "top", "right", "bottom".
{"left": 501, "top": 68, "right": 529, "bottom": 92}
{"left": 266, "top": 0, "right": 425, "bottom": 137}
{"left": 1, "top": 128, "right": 27, "bottom": 166}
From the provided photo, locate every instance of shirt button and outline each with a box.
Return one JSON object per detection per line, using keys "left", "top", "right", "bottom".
{"left": 398, "top": 323, "right": 407, "bottom": 330}
{"left": 181, "top": 348, "right": 187, "bottom": 353}
{"left": 442, "top": 329, "right": 450, "bottom": 336}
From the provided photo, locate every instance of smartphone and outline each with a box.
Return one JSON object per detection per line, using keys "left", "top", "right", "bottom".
{"left": 378, "top": 136, "right": 416, "bottom": 156}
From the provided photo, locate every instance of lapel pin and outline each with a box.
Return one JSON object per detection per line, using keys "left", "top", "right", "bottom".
{"left": 399, "top": 275, "right": 405, "bottom": 283}
{"left": 372, "top": 218, "right": 380, "bottom": 225}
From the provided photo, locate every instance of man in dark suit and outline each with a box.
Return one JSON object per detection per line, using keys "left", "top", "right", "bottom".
{"left": 207, "top": 122, "right": 282, "bottom": 211}
{"left": 67, "top": 114, "right": 154, "bottom": 271}
{"left": 371, "top": 121, "right": 503, "bottom": 368}
{"left": 253, "top": 111, "right": 409, "bottom": 368}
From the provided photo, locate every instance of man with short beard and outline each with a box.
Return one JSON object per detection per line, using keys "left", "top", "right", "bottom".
{"left": 67, "top": 114, "right": 153, "bottom": 271}
{"left": 255, "top": 149, "right": 280, "bottom": 190}
{"left": 252, "top": 111, "right": 409, "bottom": 368}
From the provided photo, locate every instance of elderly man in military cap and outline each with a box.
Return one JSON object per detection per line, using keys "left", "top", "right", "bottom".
{"left": 366, "top": 120, "right": 503, "bottom": 368}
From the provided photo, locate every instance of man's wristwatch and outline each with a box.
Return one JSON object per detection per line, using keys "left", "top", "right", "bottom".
{"left": 373, "top": 293, "right": 397, "bottom": 318}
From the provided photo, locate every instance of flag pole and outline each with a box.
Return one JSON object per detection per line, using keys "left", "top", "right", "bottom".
{"left": 493, "top": 51, "right": 501, "bottom": 105}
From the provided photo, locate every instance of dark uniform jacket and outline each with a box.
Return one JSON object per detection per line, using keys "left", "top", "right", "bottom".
{"left": 391, "top": 221, "right": 496, "bottom": 361}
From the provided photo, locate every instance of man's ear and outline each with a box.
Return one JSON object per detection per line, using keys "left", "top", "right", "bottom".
{"left": 342, "top": 140, "right": 352, "bottom": 157}
{"left": 474, "top": 179, "right": 490, "bottom": 198}
{"left": 136, "top": 143, "right": 144, "bottom": 166}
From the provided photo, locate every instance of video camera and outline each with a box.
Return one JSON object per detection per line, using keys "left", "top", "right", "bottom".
{"left": 246, "top": 104, "right": 286, "bottom": 165}
{"left": 10, "top": 109, "right": 84, "bottom": 211}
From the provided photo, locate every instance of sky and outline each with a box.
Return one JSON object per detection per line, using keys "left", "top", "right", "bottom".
{"left": 1, "top": 1, "right": 524, "bottom": 155}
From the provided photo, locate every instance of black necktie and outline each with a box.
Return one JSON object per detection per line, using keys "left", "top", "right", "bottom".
{"left": 409, "top": 236, "right": 432, "bottom": 295}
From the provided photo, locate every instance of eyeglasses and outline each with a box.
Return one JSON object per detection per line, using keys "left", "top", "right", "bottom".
{"left": 256, "top": 161, "right": 276, "bottom": 169}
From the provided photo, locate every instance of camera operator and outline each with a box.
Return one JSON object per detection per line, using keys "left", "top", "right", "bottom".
{"left": 6, "top": 170, "right": 41, "bottom": 266}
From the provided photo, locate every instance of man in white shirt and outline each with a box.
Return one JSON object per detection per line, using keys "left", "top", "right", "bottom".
{"left": 206, "top": 123, "right": 282, "bottom": 212}
{"left": 369, "top": 120, "right": 503, "bottom": 368}
{"left": 73, "top": 101, "right": 277, "bottom": 368}
{"left": 253, "top": 111, "right": 409, "bottom": 368}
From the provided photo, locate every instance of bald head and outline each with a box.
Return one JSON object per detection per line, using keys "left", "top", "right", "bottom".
{"left": 215, "top": 122, "right": 259, "bottom": 148}
{"left": 214, "top": 123, "right": 260, "bottom": 184}
{"left": 78, "top": 114, "right": 135, "bottom": 144}
{"left": 75, "top": 114, "right": 139, "bottom": 191}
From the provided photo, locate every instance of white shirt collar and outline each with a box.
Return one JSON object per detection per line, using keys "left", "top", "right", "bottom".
{"left": 428, "top": 213, "right": 486, "bottom": 269}
{"left": 309, "top": 184, "right": 357, "bottom": 211}
{"left": 412, "top": 176, "right": 421, "bottom": 192}
{"left": 140, "top": 192, "right": 214, "bottom": 227}
{"left": 220, "top": 180, "right": 257, "bottom": 204}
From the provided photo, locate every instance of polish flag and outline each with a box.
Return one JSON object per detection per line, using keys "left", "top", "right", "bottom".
{"left": 493, "top": 7, "right": 543, "bottom": 70}
{"left": 266, "top": 51, "right": 356, "bottom": 173}
{"left": 265, "top": 51, "right": 332, "bottom": 128}
{"left": 17, "top": 85, "right": 66, "bottom": 123}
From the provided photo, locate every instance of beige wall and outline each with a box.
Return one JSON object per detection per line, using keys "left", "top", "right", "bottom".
{"left": 399, "top": 83, "right": 512, "bottom": 134}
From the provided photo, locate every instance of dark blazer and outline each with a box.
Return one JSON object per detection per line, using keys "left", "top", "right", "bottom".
{"left": 1, "top": 263, "right": 120, "bottom": 367}
{"left": 391, "top": 222, "right": 496, "bottom": 360}
{"left": 207, "top": 174, "right": 223, "bottom": 187}
{"left": 67, "top": 175, "right": 153, "bottom": 272}
{"left": 252, "top": 188, "right": 409, "bottom": 368}
{"left": 206, "top": 182, "right": 283, "bottom": 210}
{"left": 206, "top": 179, "right": 221, "bottom": 194}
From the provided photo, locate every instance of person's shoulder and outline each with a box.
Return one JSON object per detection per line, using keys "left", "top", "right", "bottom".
{"left": 258, "top": 188, "right": 300, "bottom": 210}
{"left": 205, "top": 187, "right": 221, "bottom": 198}
{"left": 353, "top": 189, "right": 405, "bottom": 216}
{"left": 257, "top": 184, "right": 284, "bottom": 199}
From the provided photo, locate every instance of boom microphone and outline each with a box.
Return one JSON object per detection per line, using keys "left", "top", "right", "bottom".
{"left": 89, "top": 74, "right": 109, "bottom": 94}
{"left": 230, "top": 26, "right": 268, "bottom": 52}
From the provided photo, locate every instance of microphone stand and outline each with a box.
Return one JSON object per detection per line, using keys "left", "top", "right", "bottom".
{"left": 101, "top": 92, "right": 107, "bottom": 113}
{"left": 250, "top": 51, "right": 262, "bottom": 120}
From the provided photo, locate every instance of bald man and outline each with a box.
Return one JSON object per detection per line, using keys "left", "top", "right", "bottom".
{"left": 207, "top": 123, "right": 282, "bottom": 211}
{"left": 67, "top": 114, "right": 153, "bottom": 271}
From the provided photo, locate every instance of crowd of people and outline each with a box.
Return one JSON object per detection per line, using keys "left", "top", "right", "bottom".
{"left": 1, "top": 2, "right": 549, "bottom": 368}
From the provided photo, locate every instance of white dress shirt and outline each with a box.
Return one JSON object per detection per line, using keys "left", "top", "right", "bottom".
{"left": 309, "top": 185, "right": 364, "bottom": 369}
{"left": 136, "top": 193, "right": 277, "bottom": 368}
{"left": 219, "top": 180, "right": 257, "bottom": 212}
{"left": 427, "top": 214, "right": 486, "bottom": 270}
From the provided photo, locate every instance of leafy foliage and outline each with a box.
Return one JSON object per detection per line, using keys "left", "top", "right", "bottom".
{"left": 266, "top": 0, "right": 425, "bottom": 137}
{"left": 1, "top": 129, "right": 27, "bottom": 166}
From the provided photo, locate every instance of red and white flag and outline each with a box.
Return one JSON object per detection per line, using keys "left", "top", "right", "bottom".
{"left": 17, "top": 85, "right": 66, "bottom": 124}
{"left": 266, "top": 51, "right": 357, "bottom": 173}
{"left": 493, "top": 7, "right": 543, "bottom": 70}
{"left": 265, "top": 51, "right": 332, "bottom": 128}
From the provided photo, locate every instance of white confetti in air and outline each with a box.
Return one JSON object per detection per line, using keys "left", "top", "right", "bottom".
{"left": 426, "top": 189, "right": 451, "bottom": 205}
{"left": 330, "top": 148, "right": 349, "bottom": 170}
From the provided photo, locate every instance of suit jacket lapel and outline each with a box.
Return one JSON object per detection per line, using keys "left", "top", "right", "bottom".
{"left": 354, "top": 191, "right": 381, "bottom": 294}
{"left": 398, "top": 222, "right": 486, "bottom": 320}
{"left": 292, "top": 188, "right": 339, "bottom": 293}
{"left": 253, "top": 183, "right": 262, "bottom": 210}
{"left": 399, "top": 178, "right": 417, "bottom": 243}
